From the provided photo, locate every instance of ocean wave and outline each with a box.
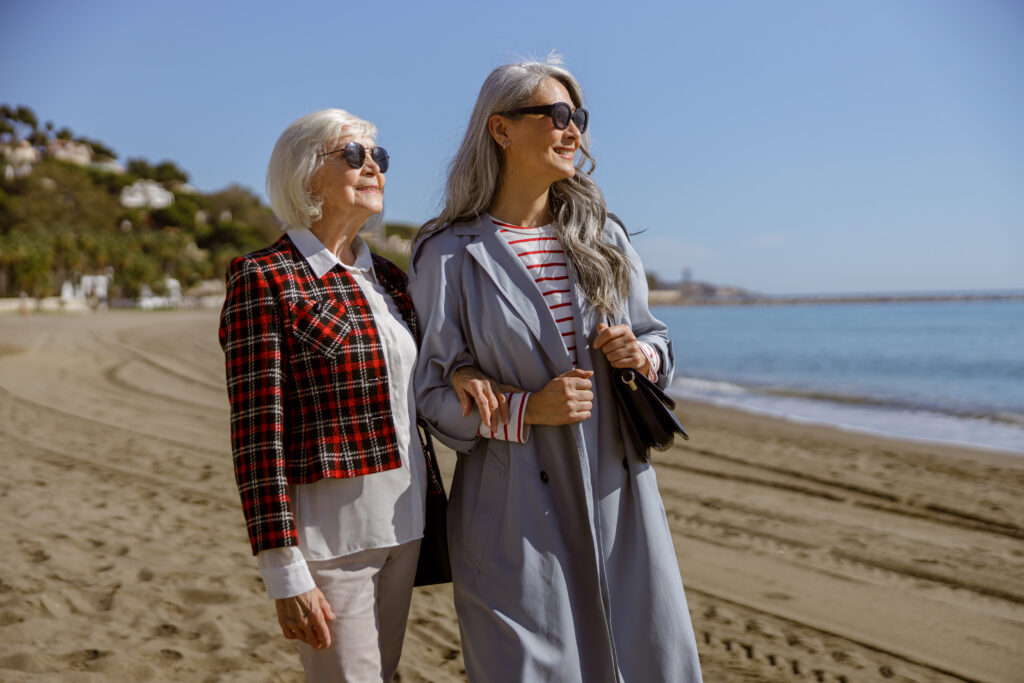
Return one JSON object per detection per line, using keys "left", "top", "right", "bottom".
{"left": 669, "top": 375, "right": 1024, "bottom": 454}
{"left": 670, "top": 376, "right": 1024, "bottom": 425}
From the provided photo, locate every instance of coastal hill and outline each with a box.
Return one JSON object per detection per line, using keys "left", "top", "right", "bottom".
{"left": 0, "top": 105, "right": 412, "bottom": 304}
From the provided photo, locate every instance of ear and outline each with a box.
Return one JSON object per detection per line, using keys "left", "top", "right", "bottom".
{"left": 488, "top": 114, "right": 510, "bottom": 147}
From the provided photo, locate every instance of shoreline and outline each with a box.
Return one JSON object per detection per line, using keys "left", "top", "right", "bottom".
{"left": 1, "top": 310, "right": 1021, "bottom": 682}
{"left": 671, "top": 396, "right": 1024, "bottom": 471}
{"left": 669, "top": 385, "right": 1024, "bottom": 458}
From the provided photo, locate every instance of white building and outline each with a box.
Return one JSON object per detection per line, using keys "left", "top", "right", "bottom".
{"left": 120, "top": 179, "right": 175, "bottom": 209}
{"left": 46, "top": 139, "right": 93, "bottom": 166}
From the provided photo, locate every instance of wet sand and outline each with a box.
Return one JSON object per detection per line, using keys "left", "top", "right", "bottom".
{"left": 0, "top": 310, "right": 1021, "bottom": 682}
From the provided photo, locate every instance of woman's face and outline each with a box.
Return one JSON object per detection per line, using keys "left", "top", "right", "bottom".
{"left": 312, "top": 134, "right": 385, "bottom": 222}
{"left": 500, "top": 77, "right": 582, "bottom": 186}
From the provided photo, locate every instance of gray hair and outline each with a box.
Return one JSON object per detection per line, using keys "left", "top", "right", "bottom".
{"left": 416, "top": 57, "right": 633, "bottom": 317}
{"left": 265, "top": 109, "right": 377, "bottom": 231}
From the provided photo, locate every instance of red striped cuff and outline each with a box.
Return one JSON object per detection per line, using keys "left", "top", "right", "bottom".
{"left": 476, "top": 392, "right": 531, "bottom": 443}
{"left": 637, "top": 341, "right": 660, "bottom": 382}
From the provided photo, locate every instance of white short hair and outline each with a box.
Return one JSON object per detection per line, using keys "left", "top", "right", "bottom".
{"left": 265, "top": 109, "right": 377, "bottom": 230}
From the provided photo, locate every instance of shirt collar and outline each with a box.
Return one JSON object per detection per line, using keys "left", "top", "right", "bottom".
{"left": 286, "top": 228, "right": 374, "bottom": 279}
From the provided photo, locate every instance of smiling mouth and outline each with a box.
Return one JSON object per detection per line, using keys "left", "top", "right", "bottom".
{"left": 554, "top": 147, "right": 576, "bottom": 159}
{"left": 356, "top": 186, "right": 380, "bottom": 193}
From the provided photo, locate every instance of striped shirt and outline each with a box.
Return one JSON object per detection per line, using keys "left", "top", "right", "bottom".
{"left": 491, "top": 217, "right": 579, "bottom": 367}
{"left": 475, "top": 216, "right": 660, "bottom": 444}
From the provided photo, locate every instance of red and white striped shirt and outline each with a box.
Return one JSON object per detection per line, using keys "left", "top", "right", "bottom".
{"left": 476, "top": 216, "right": 660, "bottom": 444}
{"left": 493, "top": 217, "right": 579, "bottom": 367}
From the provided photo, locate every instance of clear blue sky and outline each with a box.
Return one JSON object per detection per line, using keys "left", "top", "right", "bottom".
{"left": 3, "top": 0, "right": 1022, "bottom": 294}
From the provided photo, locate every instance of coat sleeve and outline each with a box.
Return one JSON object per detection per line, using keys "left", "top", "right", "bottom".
{"left": 407, "top": 234, "right": 484, "bottom": 453}
{"left": 218, "top": 256, "right": 297, "bottom": 554}
{"left": 615, "top": 226, "right": 676, "bottom": 390}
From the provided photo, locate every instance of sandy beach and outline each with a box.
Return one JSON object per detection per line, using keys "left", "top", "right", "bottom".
{"left": 1, "top": 309, "right": 1022, "bottom": 682}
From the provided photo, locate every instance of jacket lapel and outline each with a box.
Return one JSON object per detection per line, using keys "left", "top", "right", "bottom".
{"left": 458, "top": 217, "right": 573, "bottom": 372}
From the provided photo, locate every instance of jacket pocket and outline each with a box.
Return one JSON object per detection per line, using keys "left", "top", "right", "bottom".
{"left": 287, "top": 298, "right": 353, "bottom": 358}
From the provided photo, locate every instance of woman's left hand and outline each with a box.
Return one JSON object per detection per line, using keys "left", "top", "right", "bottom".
{"left": 594, "top": 323, "right": 650, "bottom": 374}
{"left": 451, "top": 366, "right": 521, "bottom": 432}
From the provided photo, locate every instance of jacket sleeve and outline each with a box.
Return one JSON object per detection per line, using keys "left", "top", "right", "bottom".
{"left": 219, "top": 256, "right": 297, "bottom": 554}
{"left": 615, "top": 227, "right": 676, "bottom": 390}
{"left": 407, "top": 234, "right": 484, "bottom": 453}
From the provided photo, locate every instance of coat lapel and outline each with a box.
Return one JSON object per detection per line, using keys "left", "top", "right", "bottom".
{"left": 458, "top": 217, "right": 573, "bottom": 372}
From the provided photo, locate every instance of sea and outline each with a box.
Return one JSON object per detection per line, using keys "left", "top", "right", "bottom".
{"left": 655, "top": 296, "right": 1024, "bottom": 455}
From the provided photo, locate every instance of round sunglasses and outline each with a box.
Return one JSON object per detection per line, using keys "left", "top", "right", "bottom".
{"left": 318, "top": 141, "right": 390, "bottom": 173}
{"left": 499, "top": 101, "right": 589, "bottom": 134}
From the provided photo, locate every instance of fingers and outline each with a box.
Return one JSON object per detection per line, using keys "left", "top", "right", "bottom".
{"left": 298, "top": 618, "right": 319, "bottom": 648}
{"left": 594, "top": 323, "right": 629, "bottom": 349}
{"left": 310, "top": 609, "right": 332, "bottom": 649}
{"left": 457, "top": 387, "right": 472, "bottom": 417}
{"left": 594, "top": 325, "right": 637, "bottom": 357}
{"left": 567, "top": 409, "right": 592, "bottom": 423}
{"left": 452, "top": 366, "right": 477, "bottom": 418}
{"left": 465, "top": 378, "right": 515, "bottom": 431}
{"left": 466, "top": 379, "right": 495, "bottom": 429}
{"left": 560, "top": 368, "right": 594, "bottom": 378}
{"left": 275, "top": 590, "right": 333, "bottom": 649}
{"left": 318, "top": 590, "right": 336, "bottom": 621}
{"left": 556, "top": 369, "right": 593, "bottom": 391}
{"left": 606, "top": 347, "right": 646, "bottom": 369}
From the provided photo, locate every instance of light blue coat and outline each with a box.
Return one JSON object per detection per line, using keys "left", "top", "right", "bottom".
{"left": 408, "top": 215, "right": 702, "bottom": 683}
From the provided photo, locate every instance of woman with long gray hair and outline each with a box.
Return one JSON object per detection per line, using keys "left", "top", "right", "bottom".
{"left": 408, "top": 59, "right": 703, "bottom": 681}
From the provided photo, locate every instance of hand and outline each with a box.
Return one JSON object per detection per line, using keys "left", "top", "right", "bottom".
{"left": 451, "top": 366, "right": 520, "bottom": 432}
{"left": 274, "top": 586, "right": 336, "bottom": 649}
{"left": 524, "top": 369, "right": 594, "bottom": 426}
{"left": 593, "top": 323, "right": 650, "bottom": 374}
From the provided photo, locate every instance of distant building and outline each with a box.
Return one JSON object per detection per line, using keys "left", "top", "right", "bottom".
{"left": 91, "top": 159, "right": 126, "bottom": 174}
{"left": 46, "top": 139, "right": 93, "bottom": 166}
{"left": 120, "top": 179, "right": 174, "bottom": 209}
{"left": 1, "top": 141, "right": 39, "bottom": 180}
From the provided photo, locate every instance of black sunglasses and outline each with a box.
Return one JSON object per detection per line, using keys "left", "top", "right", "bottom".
{"left": 318, "top": 141, "right": 390, "bottom": 173}
{"left": 499, "top": 102, "right": 589, "bottom": 134}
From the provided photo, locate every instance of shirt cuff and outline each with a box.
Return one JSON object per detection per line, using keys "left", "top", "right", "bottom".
{"left": 256, "top": 545, "right": 316, "bottom": 599}
{"left": 637, "top": 341, "right": 660, "bottom": 382}
{"left": 477, "top": 392, "right": 531, "bottom": 443}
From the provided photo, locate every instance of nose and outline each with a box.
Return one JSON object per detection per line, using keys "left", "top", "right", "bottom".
{"left": 362, "top": 156, "right": 380, "bottom": 173}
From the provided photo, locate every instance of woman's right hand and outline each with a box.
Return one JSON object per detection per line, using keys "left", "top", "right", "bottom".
{"left": 524, "top": 369, "right": 594, "bottom": 425}
{"left": 274, "top": 586, "right": 336, "bottom": 649}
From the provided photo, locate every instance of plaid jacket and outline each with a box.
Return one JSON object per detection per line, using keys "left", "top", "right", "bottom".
{"left": 219, "top": 234, "right": 442, "bottom": 555}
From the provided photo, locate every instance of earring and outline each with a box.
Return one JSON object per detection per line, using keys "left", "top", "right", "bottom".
{"left": 502, "top": 139, "right": 509, "bottom": 150}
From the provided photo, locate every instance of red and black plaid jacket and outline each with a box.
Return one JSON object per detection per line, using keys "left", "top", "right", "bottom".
{"left": 219, "top": 234, "right": 443, "bottom": 555}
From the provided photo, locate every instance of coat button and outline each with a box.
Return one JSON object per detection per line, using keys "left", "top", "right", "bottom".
{"left": 311, "top": 301, "right": 321, "bottom": 313}
{"left": 622, "top": 457, "right": 629, "bottom": 470}
{"left": 539, "top": 471, "right": 549, "bottom": 484}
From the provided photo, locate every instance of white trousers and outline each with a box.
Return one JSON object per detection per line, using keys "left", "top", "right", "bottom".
{"left": 298, "top": 540, "right": 421, "bottom": 683}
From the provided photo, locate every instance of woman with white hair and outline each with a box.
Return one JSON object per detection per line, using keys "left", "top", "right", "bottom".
{"left": 408, "top": 60, "right": 703, "bottom": 681}
{"left": 219, "top": 109, "right": 459, "bottom": 682}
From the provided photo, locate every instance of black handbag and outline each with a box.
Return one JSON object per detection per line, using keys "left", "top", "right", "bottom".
{"left": 413, "top": 421, "right": 452, "bottom": 587}
{"left": 609, "top": 361, "right": 689, "bottom": 460}
{"left": 603, "top": 213, "right": 688, "bottom": 458}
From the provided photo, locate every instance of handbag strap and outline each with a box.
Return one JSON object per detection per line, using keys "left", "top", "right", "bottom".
{"left": 417, "top": 418, "right": 446, "bottom": 496}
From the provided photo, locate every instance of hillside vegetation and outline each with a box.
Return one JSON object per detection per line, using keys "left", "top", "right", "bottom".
{"left": 0, "top": 105, "right": 415, "bottom": 300}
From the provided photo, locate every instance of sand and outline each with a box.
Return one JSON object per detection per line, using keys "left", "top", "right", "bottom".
{"left": 0, "top": 310, "right": 1021, "bottom": 682}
